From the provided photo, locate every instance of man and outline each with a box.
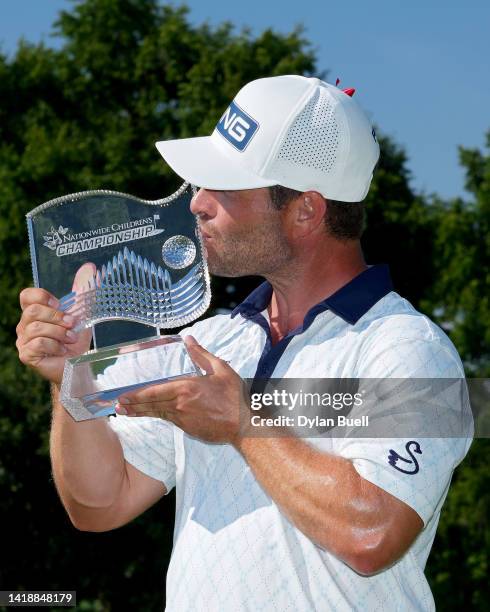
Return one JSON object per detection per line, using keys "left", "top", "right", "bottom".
{"left": 16, "top": 76, "right": 472, "bottom": 611}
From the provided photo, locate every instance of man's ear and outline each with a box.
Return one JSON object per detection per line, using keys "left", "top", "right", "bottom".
{"left": 293, "top": 191, "right": 326, "bottom": 236}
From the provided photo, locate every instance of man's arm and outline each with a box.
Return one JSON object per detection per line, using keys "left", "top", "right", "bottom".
{"left": 236, "top": 434, "right": 423, "bottom": 576}
{"left": 50, "top": 385, "right": 166, "bottom": 532}
{"left": 116, "top": 337, "right": 423, "bottom": 575}
{"left": 16, "top": 287, "right": 166, "bottom": 532}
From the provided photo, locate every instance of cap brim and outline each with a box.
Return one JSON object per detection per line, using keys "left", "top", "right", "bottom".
{"left": 155, "top": 136, "right": 276, "bottom": 190}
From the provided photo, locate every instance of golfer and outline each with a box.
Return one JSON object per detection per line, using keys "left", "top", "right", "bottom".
{"left": 16, "top": 75, "right": 472, "bottom": 611}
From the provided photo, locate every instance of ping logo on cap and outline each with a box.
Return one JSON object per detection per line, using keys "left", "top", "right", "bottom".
{"left": 216, "top": 100, "right": 259, "bottom": 151}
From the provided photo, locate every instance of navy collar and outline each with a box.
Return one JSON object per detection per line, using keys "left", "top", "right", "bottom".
{"left": 231, "top": 264, "right": 393, "bottom": 327}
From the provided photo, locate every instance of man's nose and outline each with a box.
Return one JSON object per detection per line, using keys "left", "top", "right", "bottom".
{"left": 190, "top": 188, "right": 215, "bottom": 219}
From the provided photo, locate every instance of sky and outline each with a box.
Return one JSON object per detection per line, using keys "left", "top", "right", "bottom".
{"left": 1, "top": 0, "right": 489, "bottom": 200}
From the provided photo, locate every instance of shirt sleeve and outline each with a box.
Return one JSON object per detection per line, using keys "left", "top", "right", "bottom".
{"left": 96, "top": 319, "right": 214, "bottom": 490}
{"left": 97, "top": 348, "right": 177, "bottom": 492}
{"left": 108, "top": 414, "right": 176, "bottom": 493}
{"left": 329, "top": 337, "right": 473, "bottom": 526}
{"left": 335, "top": 436, "right": 470, "bottom": 526}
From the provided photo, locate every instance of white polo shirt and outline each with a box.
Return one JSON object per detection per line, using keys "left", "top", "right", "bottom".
{"left": 108, "top": 265, "right": 473, "bottom": 611}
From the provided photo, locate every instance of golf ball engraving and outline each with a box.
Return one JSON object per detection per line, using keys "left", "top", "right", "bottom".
{"left": 161, "top": 235, "right": 196, "bottom": 269}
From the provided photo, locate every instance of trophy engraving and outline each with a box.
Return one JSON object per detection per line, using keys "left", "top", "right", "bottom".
{"left": 58, "top": 248, "right": 206, "bottom": 330}
{"left": 26, "top": 183, "right": 211, "bottom": 421}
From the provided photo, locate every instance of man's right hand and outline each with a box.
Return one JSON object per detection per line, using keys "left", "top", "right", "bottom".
{"left": 16, "top": 288, "right": 92, "bottom": 386}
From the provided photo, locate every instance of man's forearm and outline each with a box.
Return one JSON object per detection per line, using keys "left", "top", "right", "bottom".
{"left": 50, "top": 385, "right": 126, "bottom": 514}
{"left": 235, "top": 433, "right": 406, "bottom": 574}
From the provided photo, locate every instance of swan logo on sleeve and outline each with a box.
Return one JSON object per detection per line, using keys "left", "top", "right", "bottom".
{"left": 216, "top": 100, "right": 259, "bottom": 151}
{"left": 388, "top": 441, "right": 422, "bottom": 475}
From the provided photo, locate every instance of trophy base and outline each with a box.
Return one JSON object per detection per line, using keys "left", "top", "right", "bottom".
{"left": 60, "top": 335, "right": 202, "bottom": 421}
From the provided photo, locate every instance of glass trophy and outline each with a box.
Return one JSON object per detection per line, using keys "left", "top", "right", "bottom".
{"left": 26, "top": 182, "right": 211, "bottom": 421}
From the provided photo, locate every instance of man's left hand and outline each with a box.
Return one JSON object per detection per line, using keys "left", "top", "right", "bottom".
{"left": 116, "top": 335, "right": 250, "bottom": 446}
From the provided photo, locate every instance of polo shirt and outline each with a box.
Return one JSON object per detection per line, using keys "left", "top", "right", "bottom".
{"left": 108, "top": 264, "right": 473, "bottom": 611}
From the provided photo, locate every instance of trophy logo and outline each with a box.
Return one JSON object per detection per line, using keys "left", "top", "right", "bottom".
{"left": 43, "top": 225, "right": 69, "bottom": 250}
{"left": 27, "top": 183, "right": 211, "bottom": 421}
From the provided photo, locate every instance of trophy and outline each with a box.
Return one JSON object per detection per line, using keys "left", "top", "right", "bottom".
{"left": 26, "top": 182, "right": 211, "bottom": 421}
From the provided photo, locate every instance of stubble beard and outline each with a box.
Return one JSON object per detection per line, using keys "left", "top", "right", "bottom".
{"left": 205, "top": 218, "right": 293, "bottom": 278}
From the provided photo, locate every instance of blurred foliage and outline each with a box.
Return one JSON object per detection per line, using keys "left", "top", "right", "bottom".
{"left": 421, "top": 135, "right": 490, "bottom": 610}
{"left": 419, "top": 134, "right": 490, "bottom": 377}
{"left": 0, "top": 0, "right": 488, "bottom": 610}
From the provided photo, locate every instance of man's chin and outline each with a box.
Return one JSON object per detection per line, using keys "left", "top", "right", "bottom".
{"left": 207, "top": 261, "right": 250, "bottom": 278}
{"left": 208, "top": 268, "right": 247, "bottom": 278}
{"left": 206, "top": 252, "right": 257, "bottom": 277}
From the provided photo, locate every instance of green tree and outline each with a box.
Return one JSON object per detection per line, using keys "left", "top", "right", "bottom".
{"left": 362, "top": 135, "right": 440, "bottom": 308}
{"left": 427, "top": 439, "right": 489, "bottom": 610}
{"left": 422, "top": 136, "right": 490, "bottom": 610}
{"left": 420, "top": 134, "right": 490, "bottom": 376}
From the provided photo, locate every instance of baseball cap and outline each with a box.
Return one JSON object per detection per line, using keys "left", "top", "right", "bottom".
{"left": 155, "top": 75, "right": 380, "bottom": 202}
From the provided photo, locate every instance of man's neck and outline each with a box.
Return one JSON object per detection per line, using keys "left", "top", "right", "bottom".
{"left": 265, "top": 243, "right": 366, "bottom": 345}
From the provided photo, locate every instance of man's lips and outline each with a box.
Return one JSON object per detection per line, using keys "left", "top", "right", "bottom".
{"left": 199, "top": 228, "right": 213, "bottom": 240}
{"left": 198, "top": 230, "right": 212, "bottom": 259}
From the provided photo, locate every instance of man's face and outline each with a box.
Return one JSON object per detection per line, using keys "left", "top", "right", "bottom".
{"left": 190, "top": 188, "right": 293, "bottom": 277}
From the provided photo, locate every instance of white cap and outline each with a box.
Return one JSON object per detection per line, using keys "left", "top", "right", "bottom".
{"left": 155, "top": 75, "right": 380, "bottom": 202}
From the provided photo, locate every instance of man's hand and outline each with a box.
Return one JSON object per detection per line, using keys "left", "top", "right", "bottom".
{"left": 16, "top": 265, "right": 94, "bottom": 385}
{"left": 16, "top": 287, "right": 92, "bottom": 385}
{"left": 116, "top": 336, "right": 251, "bottom": 446}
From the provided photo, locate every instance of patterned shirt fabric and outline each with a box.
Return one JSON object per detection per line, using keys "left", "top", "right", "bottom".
{"left": 108, "top": 264, "right": 473, "bottom": 611}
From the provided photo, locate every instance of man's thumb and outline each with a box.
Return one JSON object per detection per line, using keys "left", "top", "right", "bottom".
{"left": 184, "top": 334, "right": 199, "bottom": 348}
{"left": 184, "top": 335, "right": 220, "bottom": 375}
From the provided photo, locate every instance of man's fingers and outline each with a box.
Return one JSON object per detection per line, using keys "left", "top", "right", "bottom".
{"left": 184, "top": 335, "right": 199, "bottom": 348}
{"left": 115, "top": 401, "right": 180, "bottom": 421}
{"left": 21, "top": 321, "right": 79, "bottom": 346}
{"left": 19, "top": 337, "right": 67, "bottom": 364}
{"left": 19, "top": 304, "right": 75, "bottom": 329}
{"left": 183, "top": 335, "right": 224, "bottom": 374}
{"left": 118, "top": 381, "right": 182, "bottom": 406}
{"left": 20, "top": 287, "right": 58, "bottom": 311}
{"left": 116, "top": 403, "right": 166, "bottom": 417}
{"left": 115, "top": 402, "right": 185, "bottom": 429}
